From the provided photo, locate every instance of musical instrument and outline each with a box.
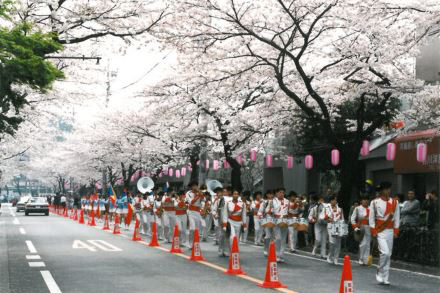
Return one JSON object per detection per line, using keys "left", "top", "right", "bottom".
{"left": 288, "top": 217, "right": 299, "bottom": 228}
{"left": 296, "top": 218, "right": 309, "bottom": 232}
{"left": 137, "top": 177, "right": 154, "bottom": 194}
{"left": 328, "top": 221, "right": 348, "bottom": 237}
{"left": 277, "top": 218, "right": 288, "bottom": 228}
{"left": 262, "top": 200, "right": 275, "bottom": 228}
{"left": 206, "top": 179, "right": 223, "bottom": 196}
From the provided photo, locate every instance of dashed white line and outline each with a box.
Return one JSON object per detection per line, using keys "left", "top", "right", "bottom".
{"left": 41, "top": 271, "right": 62, "bottom": 293}
{"left": 13, "top": 218, "right": 20, "bottom": 225}
{"left": 26, "top": 255, "right": 41, "bottom": 260}
{"left": 25, "top": 240, "right": 37, "bottom": 253}
{"left": 19, "top": 228, "right": 26, "bottom": 234}
{"left": 29, "top": 262, "right": 46, "bottom": 267}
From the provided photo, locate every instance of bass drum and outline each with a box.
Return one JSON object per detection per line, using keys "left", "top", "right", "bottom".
{"left": 288, "top": 217, "right": 299, "bottom": 228}
{"left": 277, "top": 218, "right": 288, "bottom": 228}
{"left": 262, "top": 216, "right": 276, "bottom": 228}
{"left": 296, "top": 218, "right": 309, "bottom": 232}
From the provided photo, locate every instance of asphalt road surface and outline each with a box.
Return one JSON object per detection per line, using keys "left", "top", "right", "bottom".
{"left": 1, "top": 204, "right": 439, "bottom": 293}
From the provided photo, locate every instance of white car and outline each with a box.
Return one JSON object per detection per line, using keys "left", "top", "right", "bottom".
{"left": 16, "top": 196, "right": 32, "bottom": 212}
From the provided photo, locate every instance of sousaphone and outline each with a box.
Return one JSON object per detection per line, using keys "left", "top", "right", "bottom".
{"left": 137, "top": 177, "right": 154, "bottom": 194}
{"left": 206, "top": 179, "right": 223, "bottom": 196}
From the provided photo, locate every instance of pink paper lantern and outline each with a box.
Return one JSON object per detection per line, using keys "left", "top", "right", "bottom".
{"left": 159, "top": 172, "right": 163, "bottom": 178}
{"left": 176, "top": 170, "right": 181, "bottom": 178}
{"left": 266, "top": 154, "right": 273, "bottom": 167}
{"left": 331, "top": 149, "right": 340, "bottom": 166}
{"left": 205, "top": 159, "right": 210, "bottom": 170}
{"left": 250, "top": 150, "right": 257, "bottom": 162}
{"left": 213, "top": 160, "right": 219, "bottom": 171}
{"left": 168, "top": 168, "right": 173, "bottom": 177}
{"left": 181, "top": 167, "right": 187, "bottom": 176}
{"left": 305, "top": 155, "right": 313, "bottom": 170}
{"left": 224, "top": 160, "right": 230, "bottom": 169}
{"left": 386, "top": 143, "right": 396, "bottom": 161}
{"left": 416, "top": 143, "right": 427, "bottom": 163}
{"left": 361, "top": 140, "right": 370, "bottom": 157}
{"left": 196, "top": 160, "right": 200, "bottom": 165}
{"left": 188, "top": 164, "right": 193, "bottom": 172}
{"left": 95, "top": 182, "right": 102, "bottom": 189}
{"left": 236, "top": 153, "right": 243, "bottom": 165}
{"left": 287, "top": 156, "right": 294, "bottom": 169}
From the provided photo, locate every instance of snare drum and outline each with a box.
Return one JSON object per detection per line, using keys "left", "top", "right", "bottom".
{"left": 262, "top": 216, "right": 276, "bottom": 228}
{"left": 297, "top": 218, "right": 309, "bottom": 232}
{"left": 288, "top": 217, "right": 299, "bottom": 228}
{"left": 277, "top": 218, "right": 288, "bottom": 228}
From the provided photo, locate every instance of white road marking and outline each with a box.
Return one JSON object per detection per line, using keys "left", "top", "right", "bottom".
{"left": 29, "top": 262, "right": 46, "bottom": 267}
{"left": 19, "top": 228, "right": 26, "bottom": 234}
{"left": 25, "top": 240, "right": 37, "bottom": 253}
{"left": 41, "top": 271, "right": 62, "bottom": 293}
{"left": 13, "top": 218, "right": 20, "bottom": 225}
{"left": 26, "top": 255, "right": 41, "bottom": 260}
{"left": 87, "top": 240, "right": 122, "bottom": 252}
{"left": 72, "top": 240, "right": 96, "bottom": 252}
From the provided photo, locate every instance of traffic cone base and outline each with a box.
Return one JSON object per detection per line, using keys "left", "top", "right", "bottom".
{"left": 113, "top": 214, "right": 121, "bottom": 234}
{"left": 73, "top": 210, "right": 78, "bottom": 221}
{"left": 257, "top": 241, "right": 287, "bottom": 289}
{"left": 148, "top": 222, "right": 160, "bottom": 247}
{"left": 339, "top": 255, "right": 353, "bottom": 293}
{"left": 79, "top": 210, "right": 85, "bottom": 224}
{"left": 190, "top": 229, "right": 205, "bottom": 261}
{"left": 132, "top": 219, "right": 142, "bottom": 241}
{"left": 89, "top": 210, "right": 96, "bottom": 226}
{"left": 170, "top": 225, "right": 183, "bottom": 254}
{"left": 102, "top": 213, "right": 110, "bottom": 230}
{"left": 225, "top": 236, "right": 245, "bottom": 275}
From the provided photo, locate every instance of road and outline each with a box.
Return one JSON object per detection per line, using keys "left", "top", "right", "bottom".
{"left": 1, "top": 203, "right": 439, "bottom": 293}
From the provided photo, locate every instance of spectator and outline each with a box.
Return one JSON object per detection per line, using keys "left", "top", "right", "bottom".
{"left": 422, "top": 190, "right": 439, "bottom": 229}
{"left": 401, "top": 190, "right": 420, "bottom": 227}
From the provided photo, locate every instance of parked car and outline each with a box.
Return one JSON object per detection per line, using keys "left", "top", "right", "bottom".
{"left": 25, "top": 197, "right": 49, "bottom": 216}
{"left": 16, "top": 196, "right": 31, "bottom": 212}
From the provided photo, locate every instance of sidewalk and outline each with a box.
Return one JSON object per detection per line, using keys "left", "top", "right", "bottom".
{"left": 0, "top": 206, "right": 11, "bottom": 293}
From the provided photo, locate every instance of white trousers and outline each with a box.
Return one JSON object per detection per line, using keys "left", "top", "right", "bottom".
{"left": 359, "top": 225, "right": 371, "bottom": 263}
{"left": 377, "top": 229, "right": 394, "bottom": 283}
{"left": 253, "top": 216, "right": 263, "bottom": 244}
{"left": 274, "top": 225, "right": 288, "bottom": 258}
{"left": 162, "top": 212, "right": 176, "bottom": 242}
{"left": 313, "top": 223, "right": 328, "bottom": 257}
{"left": 141, "top": 211, "right": 150, "bottom": 234}
{"left": 240, "top": 216, "right": 250, "bottom": 242}
{"left": 288, "top": 226, "right": 298, "bottom": 250}
{"left": 264, "top": 226, "right": 276, "bottom": 254}
{"left": 328, "top": 234, "right": 342, "bottom": 262}
{"left": 175, "top": 214, "right": 188, "bottom": 246}
{"left": 202, "top": 214, "right": 213, "bottom": 240}
{"left": 188, "top": 211, "right": 203, "bottom": 245}
{"left": 228, "top": 220, "right": 243, "bottom": 247}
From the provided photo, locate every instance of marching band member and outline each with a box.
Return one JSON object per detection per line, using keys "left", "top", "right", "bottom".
{"left": 154, "top": 192, "right": 164, "bottom": 240}
{"left": 240, "top": 191, "right": 252, "bottom": 243}
{"left": 369, "top": 182, "right": 400, "bottom": 285}
{"left": 273, "top": 188, "right": 289, "bottom": 262}
{"left": 201, "top": 193, "right": 212, "bottom": 242}
{"left": 222, "top": 190, "right": 247, "bottom": 247}
{"left": 162, "top": 191, "right": 177, "bottom": 243}
{"left": 259, "top": 190, "right": 275, "bottom": 256}
{"left": 251, "top": 192, "right": 263, "bottom": 246}
{"left": 85, "top": 195, "right": 90, "bottom": 217}
{"left": 217, "top": 187, "right": 231, "bottom": 256}
{"left": 309, "top": 195, "right": 328, "bottom": 258}
{"left": 287, "top": 192, "right": 303, "bottom": 253}
{"left": 321, "top": 195, "right": 344, "bottom": 265}
{"left": 175, "top": 192, "right": 189, "bottom": 247}
{"left": 185, "top": 181, "right": 205, "bottom": 247}
{"left": 351, "top": 195, "right": 371, "bottom": 265}
{"left": 133, "top": 193, "right": 143, "bottom": 227}
{"left": 120, "top": 191, "right": 129, "bottom": 230}
{"left": 211, "top": 187, "right": 223, "bottom": 246}
{"left": 142, "top": 192, "right": 155, "bottom": 236}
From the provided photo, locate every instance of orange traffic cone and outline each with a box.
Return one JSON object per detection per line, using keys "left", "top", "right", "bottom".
{"left": 225, "top": 236, "right": 245, "bottom": 275}
{"left": 64, "top": 208, "right": 68, "bottom": 218}
{"left": 339, "top": 256, "right": 353, "bottom": 293}
{"left": 148, "top": 222, "right": 160, "bottom": 247}
{"left": 113, "top": 214, "right": 121, "bottom": 234}
{"left": 257, "top": 241, "right": 287, "bottom": 289}
{"left": 73, "top": 209, "right": 78, "bottom": 221}
{"left": 102, "top": 213, "right": 110, "bottom": 230}
{"left": 190, "top": 229, "right": 205, "bottom": 261}
{"left": 89, "top": 210, "right": 96, "bottom": 226}
{"left": 79, "top": 210, "right": 85, "bottom": 224}
{"left": 70, "top": 209, "right": 74, "bottom": 219}
{"left": 132, "top": 218, "right": 142, "bottom": 241}
{"left": 170, "top": 225, "right": 183, "bottom": 254}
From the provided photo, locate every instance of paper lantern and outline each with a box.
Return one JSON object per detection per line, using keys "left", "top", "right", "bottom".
{"left": 287, "top": 156, "right": 294, "bottom": 169}
{"left": 266, "top": 154, "right": 273, "bottom": 167}
{"left": 331, "top": 149, "right": 340, "bottom": 166}
{"left": 250, "top": 150, "right": 257, "bottom": 162}
{"left": 205, "top": 159, "right": 210, "bottom": 170}
{"left": 181, "top": 167, "right": 187, "bottom": 176}
{"left": 224, "top": 160, "right": 230, "bottom": 169}
{"left": 159, "top": 172, "right": 163, "bottom": 178}
{"left": 361, "top": 140, "right": 369, "bottom": 157}
{"left": 305, "top": 155, "right": 313, "bottom": 170}
{"left": 386, "top": 143, "right": 396, "bottom": 161}
{"left": 236, "top": 153, "right": 243, "bottom": 165}
{"left": 168, "top": 168, "right": 173, "bottom": 177}
{"left": 213, "top": 160, "right": 219, "bottom": 171}
{"left": 196, "top": 160, "right": 200, "bottom": 165}
{"left": 416, "top": 143, "right": 427, "bottom": 163}
{"left": 188, "top": 164, "right": 193, "bottom": 172}
{"left": 176, "top": 170, "right": 181, "bottom": 178}
{"left": 95, "top": 182, "right": 102, "bottom": 189}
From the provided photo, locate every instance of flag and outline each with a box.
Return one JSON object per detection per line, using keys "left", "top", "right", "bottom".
{"left": 108, "top": 185, "right": 117, "bottom": 205}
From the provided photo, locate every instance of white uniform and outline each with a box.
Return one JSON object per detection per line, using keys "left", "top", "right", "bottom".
{"left": 240, "top": 200, "right": 251, "bottom": 243}
{"left": 223, "top": 199, "right": 247, "bottom": 247}
{"left": 185, "top": 191, "right": 205, "bottom": 245}
{"left": 273, "top": 197, "right": 289, "bottom": 260}
{"left": 369, "top": 197, "right": 400, "bottom": 284}
{"left": 153, "top": 199, "right": 163, "bottom": 239}
{"left": 351, "top": 205, "right": 371, "bottom": 264}
{"left": 211, "top": 195, "right": 221, "bottom": 244}
{"left": 321, "top": 204, "right": 344, "bottom": 264}
{"left": 251, "top": 200, "right": 263, "bottom": 245}
{"left": 162, "top": 195, "right": 177, "bottom": 243}
{"left": 309, "top": 203, "right": 328, "bottom": 258}
{"left": 175, "top": 198, "right": 189, "bottom": 247}
{"left": 287, "top": 201, "right": 303, "bottom": 251}
{"left": 201, "top": 200, "right": 212, "bottom": 241}
{"left": 259, "top": 199, "right": 275, "bottom": 255}
{"left": 142, "top": 195, "right": 155, "bottom": 235}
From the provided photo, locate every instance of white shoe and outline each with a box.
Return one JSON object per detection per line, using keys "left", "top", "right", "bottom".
{"left": 376, "top": 270, "right": 384, "bottom": 284}
{"left": 333, "top": 259, "right": 340, "bottom": 265}
{"left": 383, "top": 280, "right": 390, "bottom": 285}
{"left": 327, "top": 256, "right": 333, "bottom": 264}
{"left": 264, "top": 251, "right": 268, "bottom": 256}
{"left": 358, "top": 260, "right": 364, "bottom": 265}
{"left": 312, "top": 248, "right": 317, "bottom": 256}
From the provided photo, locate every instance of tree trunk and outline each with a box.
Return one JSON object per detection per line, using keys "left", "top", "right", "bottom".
{"left": 189, "top": 155, "right": 199, "bottom": 184}
{"left": 227, "top": 157, "right": 243, "bottom": 192}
